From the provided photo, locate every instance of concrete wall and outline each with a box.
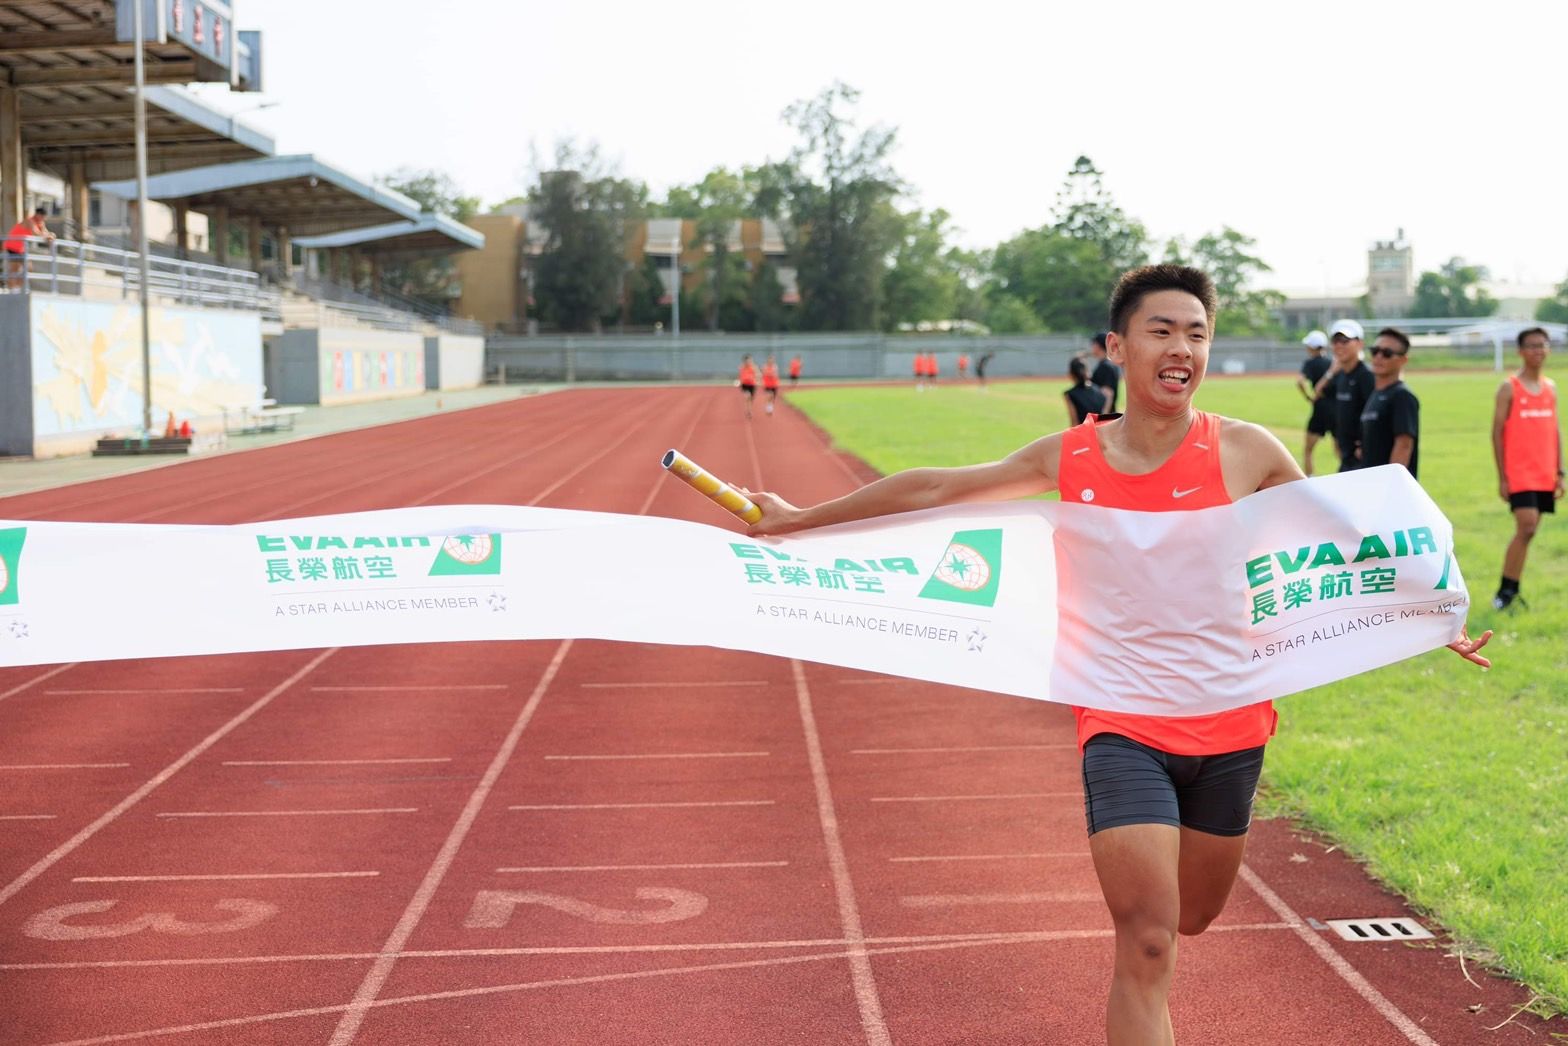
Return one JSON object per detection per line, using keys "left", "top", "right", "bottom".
{"left": 18, "top": 293, "right": 262, "bottom": 458}
{"left": 0, "top": 293, "right": 32, "bottom": 457}
{"left": 270, "top": 327, "right": 426, "bottom": 405}
{"left": 424, "top": 333, "right": 484, "bottom": 391}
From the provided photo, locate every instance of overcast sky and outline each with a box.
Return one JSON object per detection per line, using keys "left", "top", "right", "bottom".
{"left": 194, "top": 0, "right": 1566, "bottom": 292}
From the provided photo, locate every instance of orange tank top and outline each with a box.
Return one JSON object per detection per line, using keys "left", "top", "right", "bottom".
{"left": 1057, "top": 411, "right": 1277, "bottom": 755}
{"left": 739, "top": 363, "right": 757, "bottom": 385}
{"left": 1503, "top": 375, "right": 1559, "bottom": 493}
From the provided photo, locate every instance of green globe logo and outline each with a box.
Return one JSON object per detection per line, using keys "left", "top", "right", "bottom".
{"left": 443, "top": 534, "right": 494, "bottom": 566}
{"left": 932, "top": 543, "right": 990, "bottom": 591}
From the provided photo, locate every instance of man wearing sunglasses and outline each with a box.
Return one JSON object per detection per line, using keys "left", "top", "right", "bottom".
{"left": 1313, "top": 319, "right": 1376, "bottom": 471}
{"left": 1358, "top": 327, "right": 1420, "bottom": 477}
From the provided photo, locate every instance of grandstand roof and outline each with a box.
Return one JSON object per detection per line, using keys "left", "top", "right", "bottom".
{"left": 94, "top": 154, "right": 424, "bottom": 236}
{"left": 21, "top": 85, "right": 274, "bottom": 182}
{"left": 293, "top": 214, "right": 484, "bottom": 255}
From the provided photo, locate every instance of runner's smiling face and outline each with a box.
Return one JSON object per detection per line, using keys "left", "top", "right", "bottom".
{"left": 1107, "top": 289, "right": 1210, "bottom": 416}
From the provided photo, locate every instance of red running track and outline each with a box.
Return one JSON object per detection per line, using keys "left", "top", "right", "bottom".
{"left": 0, "top": 386, "right": 1556, "bottom": 1045}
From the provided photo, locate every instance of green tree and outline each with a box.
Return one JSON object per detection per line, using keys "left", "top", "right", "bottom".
{"left": 1052, "top": 155, "right": 1148, "bottom": 272}
{"left": 660, "top": 167, "right": 755, "bottom": 330}
{"left": 1410, "top": 258, "right": 1498, "bottom": 318}
{"left": 764, "top": 82, "right": 903, "bottom": 331}
{"left": 749, "top": 261, "right": 794, "bottom": 332}
{"left": 982, "top": 292, "right": 1046, "bottom": 333}
{"left": 526, "top": 142, "right": 649, "bottom": 332}
{"left": 1535, "top": 274, "right": 1568, "bottom": 324}
{"left": 989, "top": 226, "right": 1111, "bottom": 331}
{"left": 882, "top": 208, "right": 965, "bottom": 330}
{"left": 374, "top": 168, "right": 483, "bottom": 309}
{"left": 1166, "top": 227, "right": 1284, "bottom": 336}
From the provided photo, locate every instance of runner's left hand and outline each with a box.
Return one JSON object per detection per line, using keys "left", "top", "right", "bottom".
{"left": 1446, "top": 627, "right": 1493, "bottom": 668}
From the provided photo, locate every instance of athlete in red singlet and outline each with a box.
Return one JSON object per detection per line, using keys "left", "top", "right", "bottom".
{"left": 737, "top": 355, "right": 758, "bottom": 420}
{"left": 1490, "top": 327, "right": 1565, "bottom": 609}
{"left": 740, "top": 265, "right": 1491, "bottom": 1045}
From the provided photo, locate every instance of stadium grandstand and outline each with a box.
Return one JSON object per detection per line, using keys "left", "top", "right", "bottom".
{"left": 1, "top": 1, "right": 486, "bottom": 460}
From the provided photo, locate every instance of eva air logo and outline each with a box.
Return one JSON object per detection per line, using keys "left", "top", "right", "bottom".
{"left": 0, "top": 527, "right": 25, "bottom": 606}
{"left": 918, "top": 529, "right": 1002, "bottom": 607}
{"left": 428, "top": 534, "right": 503, "bottom": 576}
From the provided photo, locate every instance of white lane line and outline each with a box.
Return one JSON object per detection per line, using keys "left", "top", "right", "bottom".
{"left": 851, "top": 745, "right": 1076, "bottom": 754}
{"left": 578, "top": 680, "right": 771, "bottom": 689}
{"left": 1, "top": 924, "right": 1300, "bottom": 970}
{"left": 326, "top": 638, "right": 573, "bottom": 1046}
{"left": 223, "top": 758, "right": 453, "bottom": 766}
{"left": 0, "top": 648, "right": 338, "bottom": 909}
{"left": 508, "top": 809, "right": 771, "bottom": 815}
{"left": 72, "top": 872, "right": 381, "bottom": 883}
{"left": 496, "top": 861, "right": 789, "bottom": 873}
{"left": 49, "top": 931, "right": 1242, "bottom": 1045}
{"left": 870, "top": 792, "right": 1079, "bottom": 802}
{"left": 0, "top": 814, "right": 56, "bottom": 821}
{"left": 46, "top": 688, "right": 245, "bottom": 695}
{"left": 310, "top": 685, "right": 506, "bottom": 692}
{"left": 0, "top": 763, "right": 130, "bottom": 770}
{"left": 543, "top": 751, "right": 769, "bottom": 761}
{"left": 791, "top": 659, "right": 891, "bottom": 1046}
{"left": 0, "top": 663, "right": 77, "bottom": 704}
{"left": 901, "top": 892, "right": 1102, "bottom": 908}
{"left": 156, "top": 808, "right": 417, "bottom": 819}
{"left": 890, "top": 852, "right": 1090, "bottom": 863}
{"left": 637, "top": 389, "right": 712, "bottom": 515}
{"left": 1238, "top": 864, "right": 1439, "bottom": 1046}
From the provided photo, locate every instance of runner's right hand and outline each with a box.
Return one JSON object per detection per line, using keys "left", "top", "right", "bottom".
{"left": 1498, "top": 479, "right": 1510, "bottom": 503}
{"left": 736, "top": 488, "right": 807, "bottom": 536}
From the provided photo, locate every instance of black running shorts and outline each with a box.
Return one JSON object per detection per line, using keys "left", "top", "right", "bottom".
{"left": 1509, "top": 491, "right": 1556, "bottom": 513}
{"left": 1307, "top": 401, "right": 1334, "bottom": 437}
{"left": 1081, "top": 733, "right": 1265, "bottom": 837}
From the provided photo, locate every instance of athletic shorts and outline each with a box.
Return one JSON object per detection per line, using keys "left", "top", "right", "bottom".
{"left": 1307, "top": 402, "right": 1334, "bottom": 437}
{"left": 1081, "top": 733, "right": 1265, "bottom": 837}
{"left": 1509, "top": 491, "right": 1557, "bottom": 513}
{"left": 739, "top": 383, "right": 756, "bottom": 398}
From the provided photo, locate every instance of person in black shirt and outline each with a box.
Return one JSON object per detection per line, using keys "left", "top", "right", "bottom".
{"left": 1295, "top": 330, "right": 1333, "bottom": 475}
{"left": 1089, "top": 331, "right": 1121, "bottom": 413}
{"left": 1314, "top": 319, "right": 1375, "bottom": 471}
{"left": 1359, "top": 327, "right": 1419, "bottom": 477}
{"left": 1065, "top": 357, "right": 1104, "bottom": 425}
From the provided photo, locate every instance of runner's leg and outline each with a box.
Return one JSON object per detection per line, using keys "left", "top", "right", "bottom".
{"left": 1176, "top": 829, "right": 1248, "bottom": 935}
{"left": 1503, "top": 505, "right": 1540, "bottom": 582}
{"left": 1091, "top": 825, "right": 1181, "bottom": 1046}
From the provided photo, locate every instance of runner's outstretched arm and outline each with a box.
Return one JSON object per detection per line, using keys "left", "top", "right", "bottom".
{"left": 741, "top": 435, "right": 1060, "bottom": 536}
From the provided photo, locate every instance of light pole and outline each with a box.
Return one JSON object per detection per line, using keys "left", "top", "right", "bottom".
{"left": 132, "top": 0, "right": 152, "bottom": 438}
{"left": 670, "top": 223, "right": 682, "bottom": 338}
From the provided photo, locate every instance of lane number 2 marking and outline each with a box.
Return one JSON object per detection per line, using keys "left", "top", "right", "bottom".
{"left": 22, "top": 899, "right": 278, "bottom": 940}
{"left": 464, "top": 888, "right": 707, "bottom": 928}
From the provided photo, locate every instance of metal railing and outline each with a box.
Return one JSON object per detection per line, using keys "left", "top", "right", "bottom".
{"left": 294, "top": 276, "right": 483, "bottom": 336}
{"left": 1, "top": 235, "right": 281, "bottom": 319}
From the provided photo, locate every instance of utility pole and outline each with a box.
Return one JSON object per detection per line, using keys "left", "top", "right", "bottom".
{"left": 132, "top": 0, "right": 153, "bottom": 438}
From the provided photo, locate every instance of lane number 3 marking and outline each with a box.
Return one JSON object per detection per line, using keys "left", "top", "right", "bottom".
{"left": 23, "top": 899, "right": 278, "bottom": 940}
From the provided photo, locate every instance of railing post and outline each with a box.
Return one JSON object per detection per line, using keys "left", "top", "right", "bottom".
{"left": 565, "top": 337, "right": 576, "bottom": 383}
{"left": 48, "top": 237, "right": 59, "bottom": 292}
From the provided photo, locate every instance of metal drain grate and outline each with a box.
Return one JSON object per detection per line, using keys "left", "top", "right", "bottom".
{"left": 1324, "top": 917, "right": 1434, "bottom": 942}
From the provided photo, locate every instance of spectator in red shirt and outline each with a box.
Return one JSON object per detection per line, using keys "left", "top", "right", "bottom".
{"left": 4, "top": 208, "right": 55, "bottom": 289}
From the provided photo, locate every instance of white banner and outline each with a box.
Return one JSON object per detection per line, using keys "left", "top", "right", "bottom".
{"left": 0, "top": 466, "right": 1468, "bottom": 716}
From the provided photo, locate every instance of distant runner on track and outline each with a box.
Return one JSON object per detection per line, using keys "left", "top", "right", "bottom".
{"left": 762, "top": 354, "right": 781, "bottom": 416}
{"left": 1491, "top": 326, "right": 1564, "bottom": 610}
{"left": 737, "top": 355, "right": 758, "bottom": 420}
{"left": 738, "top": 264, "right": 1492, "bottom": 1045}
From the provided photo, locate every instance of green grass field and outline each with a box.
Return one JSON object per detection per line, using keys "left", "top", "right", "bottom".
{"left": 789, "top": 372, "right": 1568, "bottom": 1011}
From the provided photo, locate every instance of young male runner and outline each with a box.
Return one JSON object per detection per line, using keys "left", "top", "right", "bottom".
{"left": 1491, "top": 327, "right": 1564, "bottom": 610}
{"left": 1314, "top": 319, "right": 1375, "bottom": 472}
{"left": 737, "top": 355, "right": 758, "bottom": 419}
{"left": 1295, "top": 330, "right": 1333, "bottom": 476}
{"left": 740, "top": 265, "right": 1491, "bottom": 1045}
{"left": 789, "top": 355, "right": 803, "bottom": 386}
{"left": 761, "top": 355, "right": 781, "bottom": 415}
{"left": 1358, "top": 327, "right": 1419, "bottom": 477}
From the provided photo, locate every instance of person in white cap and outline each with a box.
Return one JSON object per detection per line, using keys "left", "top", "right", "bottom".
{"left": 1313, "top": 319, "right": 1375, "bottom": 472}
{"left": 1295, "top": 330, "right": 1333, "bottom": 475}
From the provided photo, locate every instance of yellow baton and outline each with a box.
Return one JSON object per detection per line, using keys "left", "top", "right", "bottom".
{"left": 660, "top": 449, "right": 763, "bottom": 524}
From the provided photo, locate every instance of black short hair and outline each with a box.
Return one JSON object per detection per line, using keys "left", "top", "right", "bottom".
{"left": 1517, "top": 327, "right": 1549, "bottom": 348}
{"left": 31, "top": 207, "right": 47, "bottom": 217}
{"left": 1069, "top": 357, "right": 1089, "bottom": 383}
{"left": 1376, "top": 327, "right": 1411, "bottom": 351}
{"left": 1109, "top": 265, "right": 1218, "bottom": 335}
{"left": 1090, "top": 331, "right": 1108, "bottom": 351}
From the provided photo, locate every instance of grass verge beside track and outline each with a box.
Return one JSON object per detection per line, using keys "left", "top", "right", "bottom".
{"left": 789, "top": 372, "right": 1568, "bottom": 1011}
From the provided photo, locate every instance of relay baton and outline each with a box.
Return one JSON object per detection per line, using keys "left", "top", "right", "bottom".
{"left": 660, "top": 449, "right": 763, "bottom": 524}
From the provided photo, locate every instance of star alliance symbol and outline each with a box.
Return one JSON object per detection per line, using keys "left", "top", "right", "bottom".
{"left": 966, "top": 628, "right": 986, "bottom": 652}
{"left": 488, "top": 592, "right": 507, "bottom": 612}
{"left": 9, "top": 620, "right": 28, "bottom": 639}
